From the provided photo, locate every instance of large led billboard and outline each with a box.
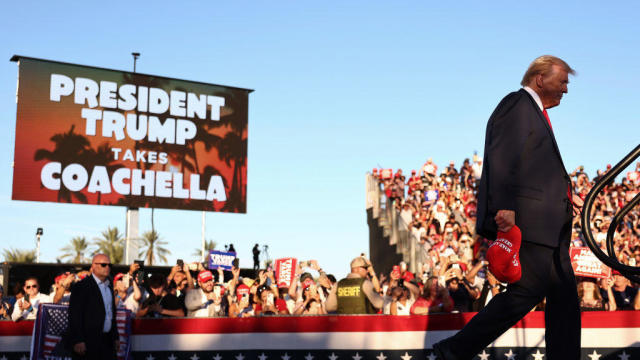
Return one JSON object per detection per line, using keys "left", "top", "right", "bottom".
{"left": 11, "top": 56, "right": 251, "bottom": 213}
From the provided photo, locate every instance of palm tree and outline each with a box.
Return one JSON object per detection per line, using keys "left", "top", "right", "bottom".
{"left": 138, "top": 230, "right": 170, "bottom": 265}
{"left": 2, "top": 248, "right": 36, "bottom": 263}
{"left": 192, "top": 239, "right": 217, "bottom": 258}
{"left": 93, "top": 227, "right": 125, "bottom": 264}
{"left": 81, "top": 143, "right": 124, "bottom": 205}
{"left": 34, "top": 125, "right": 91, "bottom": 203}
{"left": 59, "top": 236, "right": 91, "bottom": 263}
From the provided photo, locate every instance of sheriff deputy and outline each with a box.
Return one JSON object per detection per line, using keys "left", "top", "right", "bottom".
{"left": 326, "top": 256, "right": 383, "bottom": 314}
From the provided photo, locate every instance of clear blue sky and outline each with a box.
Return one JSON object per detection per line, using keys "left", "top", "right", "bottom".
{"left": 1, "top": 1, "right": 638, "bottom": 278}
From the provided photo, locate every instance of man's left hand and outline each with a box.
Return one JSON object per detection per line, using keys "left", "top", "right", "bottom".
{"left": 495, "top": 210, "right": 515, "bottom": 232}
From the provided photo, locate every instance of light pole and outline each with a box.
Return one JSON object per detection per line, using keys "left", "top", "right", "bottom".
{"left": 132, "top": 52, "right": 140, "bottom": 73}
{"left": 35, "top": 227, "right": 43, "bottom": 263}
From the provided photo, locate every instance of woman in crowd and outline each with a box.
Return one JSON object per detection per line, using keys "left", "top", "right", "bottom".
{"left": 577, "top": 277, "right": 616, "bottom": 311}
{"left": 293, "top": 282, "right": 326, "bottom": 315}
{"left": 411, "top": 276, "right": 453, "bottom": 314}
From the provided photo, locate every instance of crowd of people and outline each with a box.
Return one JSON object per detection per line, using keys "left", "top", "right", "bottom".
{"left": 0, "top": 157, "right": 638, "bottom": 321}
{"left": 371, "top": 155, "right": 640, "bottom": 313}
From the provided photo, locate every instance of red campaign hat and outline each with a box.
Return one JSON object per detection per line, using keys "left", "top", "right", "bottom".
{"left": 391, "top": 265, "right": 401, "bottom": 278}
{"left": 487, "top": 225, "right": 522, "bottom": 284}
{"left": 612, "top": 270, "right": 622, "bottom": 276}
{"left": 236, "top": 284, "right": 250, "bottom": 297}
{"left": 114, "top": 273, "right": 125, "bottom": 282}
{"left": 302, "top": 278, "right": 315, "bottom": 290}
{"left": 198, "top": 270, "right": 214, "bottom": 283}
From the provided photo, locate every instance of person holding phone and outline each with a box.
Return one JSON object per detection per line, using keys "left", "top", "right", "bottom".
{"left": 185, "top": 270, "right": 219, "bottom": 317}
{"left": 11, "top": 277, "right": 51, "bottom": 321}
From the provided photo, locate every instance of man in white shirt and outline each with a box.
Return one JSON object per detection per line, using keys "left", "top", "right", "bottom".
{"left": 11, "top": 277, "right": 51, "bottom": 321}
{"left": 68, "top": 253, "right": 117, "bottom": 360}
{"left": 185, "top": 270, "right": 219, "bottom": 317}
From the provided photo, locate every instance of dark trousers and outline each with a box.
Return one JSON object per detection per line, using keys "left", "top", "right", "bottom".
{"left": 72, "top": 334, "right": 116, "bottom": 360}
{"left": 437, "top": 239, "right": 581, "bottom": 360}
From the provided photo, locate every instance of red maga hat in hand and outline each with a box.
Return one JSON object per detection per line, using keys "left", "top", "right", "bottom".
{"left": 487, "top": 225, "right": 522, "bottom": 284}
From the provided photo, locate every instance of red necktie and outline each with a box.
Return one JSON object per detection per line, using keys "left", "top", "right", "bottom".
{"left": 542, "top": 109, "right": 552, "bottom": 130}
{"left": 545, "top": 109, "right": 574, "bottom": 209}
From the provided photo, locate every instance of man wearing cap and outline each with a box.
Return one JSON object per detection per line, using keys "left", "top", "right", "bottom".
{"left": 434, "top": 56, "right": 580, "bottom": 360}
{"left": 185, "top": 270, "right": 220, "bottom": 317}
{"left": 326, "top": 256, "right": 383, "bottom": 314}
{"left": 67, "top": 254, "right": 117, "bottom": 360}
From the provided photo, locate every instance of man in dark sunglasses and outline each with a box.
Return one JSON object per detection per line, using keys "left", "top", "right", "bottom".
{"left": 68, "top": 254, "right": 118, "bottom": 359}
{"left": 11, "top": 277, "right": 52, "bottom": 321}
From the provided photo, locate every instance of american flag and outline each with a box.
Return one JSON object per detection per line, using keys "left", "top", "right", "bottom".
{"left": 41, "top": 305, "right": 67, "bottom": 356}
{"left": 33, "top": 304, "right": 132, "bottom": 360}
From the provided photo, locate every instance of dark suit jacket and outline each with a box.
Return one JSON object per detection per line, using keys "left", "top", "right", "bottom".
{"left": 67, "top": 275, "right": 117, "bottom": 354}
{"left": 476, "top": 89, "right": 572, "bottom": 247}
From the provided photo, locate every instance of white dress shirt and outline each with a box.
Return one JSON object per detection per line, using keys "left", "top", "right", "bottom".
{"left": 11, "top": 292, "right": 51, "bottom": 321}
{"left": 523, "top": 86, "right": 544, "bottom": 111}
{"left": 92, "top": 273, "right": 113, "bottom": 332}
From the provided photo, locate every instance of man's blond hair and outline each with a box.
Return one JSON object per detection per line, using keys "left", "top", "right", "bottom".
{"left": 520, "top": 55, "right": 575, "bottom": 86}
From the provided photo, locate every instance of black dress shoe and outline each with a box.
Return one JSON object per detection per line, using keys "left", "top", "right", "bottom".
{"left": 433, "top": 341, "right": 457, "bottom": 360}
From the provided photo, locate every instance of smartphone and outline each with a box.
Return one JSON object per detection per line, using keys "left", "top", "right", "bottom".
{"left": 266, "top": 293, "right": 274, "bottom": 306}
{"left": 177, "top": 259, "right": 184, "bottom": 268}
{"left": 232, "top": 258, "right": 239, "bottom": 268}
{"left": 122, "top": 273, "right": 131, "bottom": 288}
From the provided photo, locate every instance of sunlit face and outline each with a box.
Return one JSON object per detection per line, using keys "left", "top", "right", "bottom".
{"left": 91, "top": 254, "right": 111, "bottom": 280}
{"left": 115, "top": 279, "right": 128, "bottom": 292}
{"left": 538, "top": 64, "right": 569, "bottom": 109}
{"left": 581, "top": 281, "right": 595, "bottom": 293}
{"left": 174, "top": 272, "right": 186, "bottom": 285}
{"left": 24, "top": 279, "right": 39, "bottom": 297}
{"left": 200, "top": 278, "right": 214, "bottom": 293}
{"left": 614, "top": 274, "right": 627, "bottom": 288}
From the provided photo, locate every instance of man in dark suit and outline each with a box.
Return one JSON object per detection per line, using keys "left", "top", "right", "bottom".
{"left": 434, "top": 56, "right": 580, "bottom": 359}
{"left": 68, "top": 253, "right": 117, "bottom": 360}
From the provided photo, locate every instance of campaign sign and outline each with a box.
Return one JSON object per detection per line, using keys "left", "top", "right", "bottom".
{"left": 10, "top": 56, "right": 251, "bottom": 213}
{"left": 380, "top": 169, "right": 393, "bottom": 180}
{"left": 208, "top": 250, "right": 236, "bottom": 270}
{"left": 570, "top": 247, "right": 611, "bottom": 279}
{"left": 275, "top": 257, "right": 297, "bottom": 288}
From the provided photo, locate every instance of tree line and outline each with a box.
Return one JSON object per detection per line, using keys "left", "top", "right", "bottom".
{"left": 2, "top": 227, "right": 217, "bottom": 266}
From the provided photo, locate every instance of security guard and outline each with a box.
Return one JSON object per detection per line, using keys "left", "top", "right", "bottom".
{"left": 326, "top": 256, "right": 383, "bottom": 314}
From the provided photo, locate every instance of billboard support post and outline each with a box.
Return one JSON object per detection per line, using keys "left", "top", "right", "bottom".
{"left": 201, "top": 211, "right": 206, "bottom": 262}
{"left": 124, "top": 52, "right": 141, "bottom": 265}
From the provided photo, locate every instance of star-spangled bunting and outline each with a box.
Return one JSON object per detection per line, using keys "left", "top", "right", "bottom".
{"left": 305, "top": 353, "right": 314, "bottom": 360}
{"left": 235, "top": 353, "right": 245, "bottom": 360}
{"left": 400, "top": 352, "right": 412, "bottom": 360}
{"left": 426, "top": 352, "right": 437, "bottom": 360}
{"left": 587, "top": 350, "right": 601, "bottom": 360}
{"left": 328, "top": 353, "right": 339, "bottom": 360}
{"left": 352, "top": 352, "right": 362, "bottom": 360}
{"left": 531, "top": 350, "right": 544, "bottom": 360}
{"left": 213, "top": 354, "right": 223, "bottom": 360}
{"left": 504, "top": 349, "right": 516, "bottom": 360}
{"left": 376, "top": 352, "right": 386, "bottom": 360}
{"left": 282, "top": 353, "right": 291, "bottom": 360}
{"left": 258, "top": 353, "right": 268, "bottom": 360}
{"left": 478, "top": 350, "right": 490, "bottom": 360}
{"left": 191, "top": 354, "right": 200, "bottom": 360}
{"left": 618, "top": 351, "right": 630, "bottom": 360}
